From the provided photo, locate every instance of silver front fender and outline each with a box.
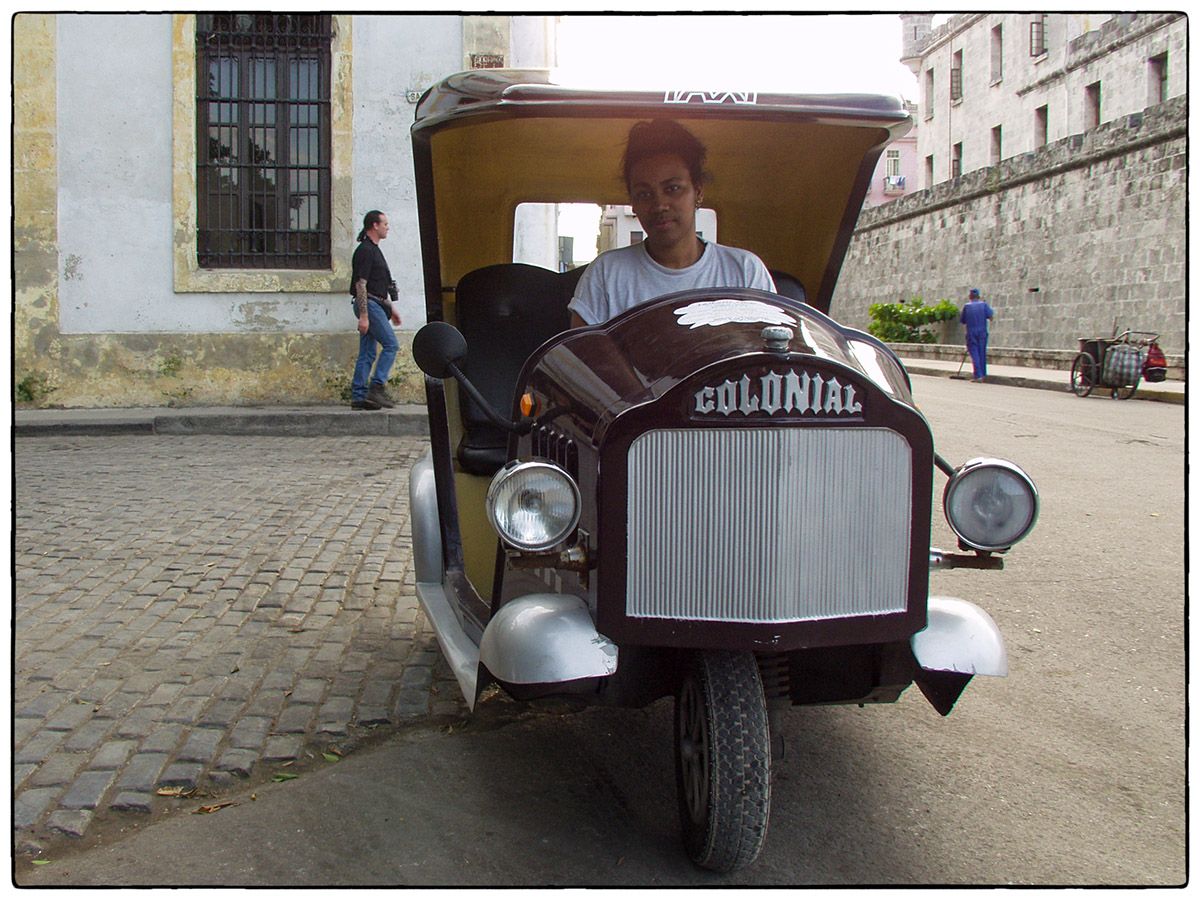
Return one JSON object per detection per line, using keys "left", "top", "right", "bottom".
{"left": 911, "top": 595, "right": 1008, "bottom": 677}
{"left": 479, "top": 594, "right": 618, "bottom": 685}
{"left": 409, "top": 451, "right": 443, "bottom": 584}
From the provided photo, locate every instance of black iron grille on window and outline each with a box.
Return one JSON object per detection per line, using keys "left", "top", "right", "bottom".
{"left": 196, "top": 14, "right": 332, "bottom": 269}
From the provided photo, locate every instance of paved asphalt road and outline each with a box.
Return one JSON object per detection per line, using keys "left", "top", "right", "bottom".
{"left": 15, "top": 376, "right": 1186, "bottom": 886}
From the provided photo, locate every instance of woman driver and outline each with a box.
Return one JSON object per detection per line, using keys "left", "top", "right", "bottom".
{"left": 568, "top": 119, "right": 775, "bottom": 327}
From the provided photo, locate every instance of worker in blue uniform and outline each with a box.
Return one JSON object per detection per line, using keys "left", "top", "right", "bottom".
{"left": 960, "top": 287, "right": 995, "bottom": 382}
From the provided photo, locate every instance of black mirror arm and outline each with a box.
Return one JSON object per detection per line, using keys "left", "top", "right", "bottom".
{"left": 444, "top": 362, "right": 533, "bottom": 436}
{"left": 934, "top": 453, "right": 957, "bottom": 478}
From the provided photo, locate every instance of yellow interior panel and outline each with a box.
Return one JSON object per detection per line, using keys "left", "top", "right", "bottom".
{"left": 454, "top": 470, "right": 497, "bottom": 598}
{"left": 429, "top": 115, "right": 888, "bottom": 297}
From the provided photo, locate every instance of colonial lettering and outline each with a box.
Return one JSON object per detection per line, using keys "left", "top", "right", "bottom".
{"left": 738, "top": 375, "right": 760, "bottom": 414}
{"left": 809, "top": 373, "right": 825, "bottom": 413}
{"left": 760, "top": 371, "right": 783, "bottom": 414}
{"left": 715, "top": 381, "right": 738, "bottom": 416}
{"left": 783, "top": 371, "right": 808, "bottom": 413}
{"left": 824, "top": 377, "right": 843, "bottom": 414}
{"left": 693, "top": 369, "right": 864, "bottom": 418}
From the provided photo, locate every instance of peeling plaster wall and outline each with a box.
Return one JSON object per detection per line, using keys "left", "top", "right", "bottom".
{"left": 15, "top": 13, "right": 473, "bottom": 408}
{"left": 352, "top": 15, "right": 461, "bottom": 330}
{"left": 14, "top": 14, "right": 60, "bottom": 400}
{"left": 58, "top": 15, "right": 352, "bottom": 334}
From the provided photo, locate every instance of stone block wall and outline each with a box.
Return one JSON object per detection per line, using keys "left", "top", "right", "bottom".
{"left": 832, "top": 95, "right": 1186, "bottom": 357}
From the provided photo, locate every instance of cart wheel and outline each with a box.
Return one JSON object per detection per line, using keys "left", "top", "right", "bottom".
{"left": 675, "top": 650, "right": 771, "bottom": 873}
{"left": 1070, "top": 352, "right": 1096, "bottom": 397}
{"left": 1113, "top": 368, "right": 1141, "bottom": 400}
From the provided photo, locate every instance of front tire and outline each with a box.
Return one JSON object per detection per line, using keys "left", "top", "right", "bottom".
{"left": 675, "top": 650, "right": 771, "bottom": 873}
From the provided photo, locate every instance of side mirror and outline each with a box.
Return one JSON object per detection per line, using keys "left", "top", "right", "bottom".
{"left": 412, "top": 321, "right": 531, "bottom": 436}
{"left": 412, "top": 320, "right": 468, "bottom": 379}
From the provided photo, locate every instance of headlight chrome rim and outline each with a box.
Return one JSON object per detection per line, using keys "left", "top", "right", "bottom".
{"left": 943, "top": 457, "right": 1039, "bottom": 552}
{"left": 486, "top": 459, "right": 582, "bottom": 552}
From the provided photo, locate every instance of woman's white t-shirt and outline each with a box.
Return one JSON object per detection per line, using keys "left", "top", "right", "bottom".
{"left": 568, "top": 241, "right": 776, "bottom": 325}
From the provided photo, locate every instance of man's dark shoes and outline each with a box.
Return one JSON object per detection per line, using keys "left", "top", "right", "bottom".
{"left": 367, "top": 384, "right": 396, "bottom": 408}
{"left": 351, "top": 396, "right": 381, "bottom": 410}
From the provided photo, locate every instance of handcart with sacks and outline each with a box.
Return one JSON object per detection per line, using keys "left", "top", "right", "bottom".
{"left": 1070, "top": 330, "right": 1165, "bottom": 400}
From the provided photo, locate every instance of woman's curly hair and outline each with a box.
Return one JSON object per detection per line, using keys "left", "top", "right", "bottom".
{"left": 621, "top": 120, "right": 709, "bottom": 190}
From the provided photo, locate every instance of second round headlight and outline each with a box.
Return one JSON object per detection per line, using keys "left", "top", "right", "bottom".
{"left": 486, "top": 460, "right": 581, "bottom": 551}
{"left": 943, "top": 457, "right": 1039, "bottom": 552}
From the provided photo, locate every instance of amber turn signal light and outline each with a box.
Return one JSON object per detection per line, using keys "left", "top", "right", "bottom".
{"left": 520, "top": 392, "right": 539, "bottom": 417}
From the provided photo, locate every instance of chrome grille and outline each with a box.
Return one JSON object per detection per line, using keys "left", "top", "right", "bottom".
{"left": 626, "top": 428, "right": 912, "bottom": 622}
{"left": 532, "top": 425, "right": 578, "bottom": 479}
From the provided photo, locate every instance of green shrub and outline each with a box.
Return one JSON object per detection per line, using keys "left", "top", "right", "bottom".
{"left": 15, "top": 372, "right": 55, "bottom": 404}
{"left": 868, "top": 297, "right": 958, "bottom": 344}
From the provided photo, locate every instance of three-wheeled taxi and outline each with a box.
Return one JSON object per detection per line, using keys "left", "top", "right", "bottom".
{"left": 407, "top": 70, "right": 1038, "bottom": 872}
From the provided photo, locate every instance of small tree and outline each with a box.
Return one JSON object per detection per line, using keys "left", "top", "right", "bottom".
{"left": 868, "top": 297, "right": 958, "bottom": 343}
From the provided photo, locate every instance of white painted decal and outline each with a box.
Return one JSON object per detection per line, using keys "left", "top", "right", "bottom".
{"left": 675, "top": 299, "right": 797, "bottom": 330}
{"left": 665, "top": 90, "right": 758, "bottom": 105}
{"left": 694, "top": 370, "right": 864, "bottom": 418}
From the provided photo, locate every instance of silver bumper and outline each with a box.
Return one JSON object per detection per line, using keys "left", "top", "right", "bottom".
{"left": 480, "top": 594, "right": 618, "bottom": 685}
{"left": 911, "top": 595, "right": 1008, "bottom": 677}
{"left": 414, "top": 584, "right": 618, "bottom": 711}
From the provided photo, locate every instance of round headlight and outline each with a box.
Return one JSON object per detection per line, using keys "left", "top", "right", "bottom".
{"left": 943, "top": 458, "right": 1039, "bottom": 552}
{"left": 486, "top": 460, "right": 581, "bottom": 551}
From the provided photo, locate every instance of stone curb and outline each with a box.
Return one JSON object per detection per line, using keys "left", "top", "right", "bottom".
{"left": 902, "top": 362, "right": 1185, "bottom": 405}
{"left": 14, "top": 364, "right": 1184, "bottom": 440}
{"left": 15, "top": 405, "right": 431, "bottom": 437}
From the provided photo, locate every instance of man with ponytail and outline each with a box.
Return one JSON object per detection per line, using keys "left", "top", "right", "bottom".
{"left": 348, "top": 210, "right": 402, "bottom": 409}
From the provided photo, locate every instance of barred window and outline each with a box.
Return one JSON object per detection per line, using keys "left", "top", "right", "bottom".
{"left": 196, "top": 14, "right": 332, "bottom": 269}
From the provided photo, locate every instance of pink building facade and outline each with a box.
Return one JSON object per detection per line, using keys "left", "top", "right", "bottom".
{"left": 861, "top": 102, "right": 920, "bottom": 209}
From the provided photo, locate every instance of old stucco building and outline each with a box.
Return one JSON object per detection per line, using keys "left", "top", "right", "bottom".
{"left": 14, "top": 13, "right": 555, "bottom": 409}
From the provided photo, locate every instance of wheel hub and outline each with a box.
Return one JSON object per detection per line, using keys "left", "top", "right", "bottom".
{"left": 678, "top": 680, "right": 709, "bottom": 823}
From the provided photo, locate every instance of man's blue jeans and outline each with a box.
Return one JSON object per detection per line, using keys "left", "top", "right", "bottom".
{"left": 351, "top": 298, "right": 399, "bottom": 401}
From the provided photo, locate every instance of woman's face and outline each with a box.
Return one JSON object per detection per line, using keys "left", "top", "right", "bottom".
{"left": 627, "top": 153, "right": 702, "bottom": 249}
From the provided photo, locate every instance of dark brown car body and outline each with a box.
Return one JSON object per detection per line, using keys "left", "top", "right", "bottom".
{"left": 407, "top": 70, "right": 1036, "bottom": 872}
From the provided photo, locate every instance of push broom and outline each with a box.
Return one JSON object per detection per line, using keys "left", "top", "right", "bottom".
{"left": 950, "top": 349, "right": 970, "bottom": 380}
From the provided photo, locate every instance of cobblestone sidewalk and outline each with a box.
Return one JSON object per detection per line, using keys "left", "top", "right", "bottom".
{"left": 14, "top": 434, "right": 464, "bottom": 854}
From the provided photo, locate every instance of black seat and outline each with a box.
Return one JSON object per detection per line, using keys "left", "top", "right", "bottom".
{"left": 454, "top": 263, "right": 583, "bottom": 476}
{"left": 769, "top": 269, "right": 807, "bottom": 303}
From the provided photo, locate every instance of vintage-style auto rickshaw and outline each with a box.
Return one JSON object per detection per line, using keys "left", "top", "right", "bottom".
{"left": 407, "top": 70, "right": 1038, "bottom": 872}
